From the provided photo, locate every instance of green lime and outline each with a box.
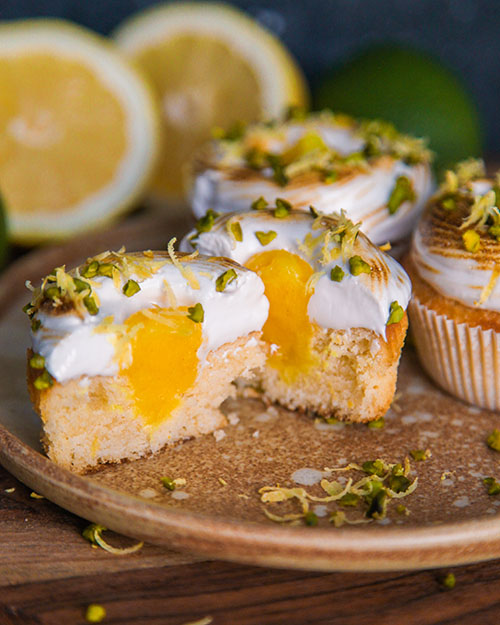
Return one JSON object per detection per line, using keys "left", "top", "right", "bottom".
{"left": 314, "top": 45, "right": 483, "bottom": 172}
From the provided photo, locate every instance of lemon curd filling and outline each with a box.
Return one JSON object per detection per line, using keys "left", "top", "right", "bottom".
{"left": 246, "top": 249, "right": 318, "bottom": 383}
{"left": 122, "top": 307, "right": 202, "bottom": 429}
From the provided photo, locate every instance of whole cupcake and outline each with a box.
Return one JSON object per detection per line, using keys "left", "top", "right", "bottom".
{"left": 189, "top": 109, "right": 434, "bottom": 245}
{"left": 181, "top": 202, "right": 411, "bottom": 422}
{"left": 407, "top": 159, "right": 500, "bottom": 411}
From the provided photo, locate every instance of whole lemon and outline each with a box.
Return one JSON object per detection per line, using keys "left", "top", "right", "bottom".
{"left": 314, "top": 45, "right": 483, "bottom": 171}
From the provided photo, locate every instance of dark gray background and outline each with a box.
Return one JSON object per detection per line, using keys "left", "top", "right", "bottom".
{"left": 1, "top": 0, "right": 498, "bottom": 154}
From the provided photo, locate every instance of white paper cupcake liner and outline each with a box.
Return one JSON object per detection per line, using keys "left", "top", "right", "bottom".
{"left": 409, "top": 296, "right": 500, "bottom": 411}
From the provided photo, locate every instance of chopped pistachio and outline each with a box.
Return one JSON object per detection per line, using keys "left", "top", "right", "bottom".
{"left": 349, "top": 255, "right": 371, "bottom": 276}
{"left": 83, "top": 295, "right": 99, "bottom": 316}
{"left": 330, "top": 265, "right": 345, "bottom": 282}
{"left": 488, "top": 224, "right": 500, "bottom": 241}
{"left": 266, "top": 153, "right": 288, "bottom": 186}
{"left": 324, "top": 416, "right": 340, "bottom": 425}
{"left": 245, "top": 147, "right": 267, "bottom": 170}
{"left": 255, "top": 230, "right": 278, "bottom": 246}
{"left": 73, "top": 277, "right": 91, "bottom": 293}
{"left": 85, "top": 604, "right": 106, "bottom": 623}
{"left": 338, "top": 492, "right": 359, "bottom": 507}
{"left": 23, "top": 302, "right": 35, "bottom": 317}
{"left": 97, "top": 263, "right": 114, "bottom": 278}
{"left": 388, "top": 176, "right": 415, "bottom": 215}
{"left": 122, "top": 279, "right": 140, "bottom": 297}
{"left": 309, "top": 205, "right": 320, "bottom": 218}
{"left": 391, "top": 463, "right": 405, "bottom": 476}
{"left": 487, "top": 429, "right": 500, "bottom": 451}
{"left": 29, "top": 353, "right": 45, "bottom": 369}
{"left": 214, "top": 120, "right": 246, "bottom": 141}
{"left": 462, "top": 229, "right": 481, "bottom": 253}
{"left": 195, "top": 209, "right": 219, "bottom": 233}
{"left": 387, "top": 300, "right": 404, "bottom": 325}
{"left": 44, "top": 285, "right": 61, "bottom": 300}
{"left": 81, "top": 260, "right": 99, "bottom": 278}
{"left": 284, "top": 105, "right": 307, "bottom": 121}
{"left": 365, "top": 487, "right": 387, "bottom": 519}
{"left": 439, "top": 572, "right": 456, "bottom": 590}
{"left": 215, "top": 268, "right": 237, "bottom": 292}
{"left": 304, "top": 511, "right": 318, "bottom": 526}
{"left": 34, "top": 370, "right": 53, "bottom": 391}
{"left": 368, "top": 417, "right": 385, "bottom": 430}
{"left": 441, "top": 196, "right": 456, "bottom": 211}
{"left": 31, "top": 318, "right": 41, "bottom": 332}
{"left": 362, "top": 460, "right": 386, "bottom": 477}
{"left": 161, "top": 476, "right": 176, "bottom": 491}
{"left": 251, "top": 196, "right": 268, "bottom": 211}
{"left": 82, "top": 523, "right": 143, "bottom": 555}
{"left": 274, "top": 198, "right": 292, "bottom": 218}
{"left": 388, "top": 474, "right": 411, "bottom": 494}
{"left": 483, "top": 477, "right": 500, "bottom": 496}
{"left": 230, "top": 221, "right": 243, "bottom": 242}
{"left": 410, "top": 449, "right": 431, "bottom": 461}
{"left": 323, "top": 171, "right": 338, "bottom": 184}
{"left": 396, "top": 504, "right": 408, "bottom": 515}
{"left": 343, "top": 152, "right": 365, "bottom": 166}
{"left": 187, "top": 302, "right": 204, "bottom": 323}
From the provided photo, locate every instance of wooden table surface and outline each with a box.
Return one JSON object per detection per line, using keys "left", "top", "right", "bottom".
{"left": 2, "top": 460, "right": 500, "bottom": 625}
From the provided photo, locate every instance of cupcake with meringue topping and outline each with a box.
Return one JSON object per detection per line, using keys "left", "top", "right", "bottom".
{"left": 181, "top": 200, "right": 411, "bottom": 422}
{"left": 189, "top": 109, "right": 434, "bottom": 246}
{"left": 407, "top": 159, "right": 500, "bottom": 411}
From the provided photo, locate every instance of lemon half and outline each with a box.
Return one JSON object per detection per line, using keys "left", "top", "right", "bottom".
{"left": 114, "top": 2, "right": 308, "bottom": 202}
{"left": 0, "top": 20, "right": 160, "bottom": 244}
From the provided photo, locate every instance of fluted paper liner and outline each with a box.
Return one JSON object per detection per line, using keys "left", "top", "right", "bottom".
{"left": 409, "top": 297, "right": 500, "bottom": 411}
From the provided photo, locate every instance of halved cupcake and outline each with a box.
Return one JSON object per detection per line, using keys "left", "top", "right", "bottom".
{"left": 181, "top": 201, "right": 411, "bottom": 421}
{"left": 407, "top": 159, "right": 500, "bottom": 411}
{"left": 189, "top": 109, "right": 434, "bottom": 245}
{"left": 24, "top": 247, "right": 268, "bottom": 473}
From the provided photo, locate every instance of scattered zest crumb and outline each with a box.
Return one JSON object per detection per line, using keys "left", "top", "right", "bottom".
{"left": 218, "top": 477, "right": 228, "bottom": 487}
{"left": 82, "top": 524, "right": 143, "bottom": 555}
{"left": 4, "top": 487, "right": 15, "bottom": 493}
{"left": 30, "top": 492, "right": 44, "bottom": 499}
{"left": 238, "top": 494, "right": 249, "bottom": 499}
{"left": 85, "top": 604, "right": 106, "bottom": 623}
{"left": 440, "top": 471, "right": 455, "bottom": 481}
{"left": 213, "top": 429, "right": 226, "bottom": 442}
{"left": 161, "top": 477, "right": 186, "bottom": 491}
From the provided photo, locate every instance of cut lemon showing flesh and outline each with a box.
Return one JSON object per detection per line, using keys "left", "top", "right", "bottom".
{"left": 0, "top": 20, "right": 160, "bottom": 244}
{"left": 114, "top": 2, "right": 308, "bottom": 202}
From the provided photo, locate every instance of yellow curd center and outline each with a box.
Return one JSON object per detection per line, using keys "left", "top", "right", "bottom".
{"left": 246, "top": 249, "right": 317, "bottom": 383}
{"left": 122, "top": 307, "right": 202, "bottom": 429}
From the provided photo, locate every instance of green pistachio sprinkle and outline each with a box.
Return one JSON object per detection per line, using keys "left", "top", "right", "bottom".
{"left": 362, "top": 460, "right": 386, "bottom": 477}
{"left": 439, "top": 573, "right": 456, "bottom": 590}
{"left": 29, "top": 354, "right": 45, "bottom": 369}
{"left": 338, "top": 492, "right": 359, "bottom": 507}
{"left": 215, "top": 268, "right": 237, "bottom": 292}
{"left": 73, "top": 277, "right": 91, "bottom": 293}
{"left": 23, "top": 302, "right": 34, "bottom": 317}
{"left": 368, "top": 417, "right": 385, "bottom": 430}
{"left": 284, "top": 105, "right": 307, "bottom": 121}
{"left": 245, "top": 147, "right": 266, "bottom": 170}
{"left": 330, "top": 266, "right": 345, "bottom": 282}
{"left": 483, "top": 477, "right": 500, "bottom": 496}
{"left": 230, "top": 221, "right": 243, "bottom": 242}
{"left": 309, "top": 205, "right": 320, "bottom": 218}
{"left": 349, "top": 255, "right": 371, "bottom": 276}
{"left": 83, "top": 295, "right": 99, "bottom": 316}
{"left": 462, "top": 229, "right": 481, "bottom": 252}
{"left": 44, "top": 285, "right": 61, "bottom": 300}
{"left": 266, "top": 153, "right": 288, "bottom": 186}
{"left": 34, "top": 370, "right": 53, "bottom": 391}
{"left": 343, "top": 152, "right": 365, "bottom": 166}
{"left": 213, "top": 120, "right": 246, "bottom": 142}
{"left": 97, "top": 263, "right": 115, "bottom": 278}
{"left": 365, "top": 487, "right": 387, "bottom": 519}
{"left": 161, "top": 476, "right": 176, "bottom": 491}
{"left": 396, "top": 504, "right": 408, "bottom": 515}
{"left": 488, "top": 224, "right": 500, "bottom": 241}
{"left": 487, "top": 429, "right": 500, "bottom": 451}
{"left": 441, "top": 196, "right": 456, "bottom": 211}
{"left": 255, "top": 230, "right": 278, "bottom": 246}
{"left": 122, "top": 279, "right": 140, "bottom": 297}
{"left": 388, "top": 176, "right": 415, "bottom": 215}
{"left": 323, "top": 171, "right": 338, "bottom": 184}
{"left": 251, "top": 196, "right": 269, "bottom": 211}
{"left": 387, "top": 301, "right": 404, "bottom": 325}
{"left": 274, "top": 198, "right": 292, "bottom": 218}
{"left": 187, "top": 303, "right": 204, "bottom": 323}
{"left": 304, "top": 511, "right": 318, "bottom": 526}
{"left": 391, "top": 463, "right": 404, "bottom": 476}
{"left": 31, "top": 318, "right": 41, "bottom": 332}
{"left": 410, "top": 449, "right": 430, "bottom": 461}
{"left": 81, "top": 260, "right": 99, "bottom": 278}
{"left": 388, "top": 474, "right": 411, "bottom": 494}
{"left": 85, "top": 604, "right": 106, "bottom": 623}
{"left": 324, "top": 416, "right": 340, "bottom": 425}
{"left": 195, "top": 208, "right": 219, "bottom": 233}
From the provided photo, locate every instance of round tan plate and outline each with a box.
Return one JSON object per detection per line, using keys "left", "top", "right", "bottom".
{"left": 2, "top": 211, "right": 500, "bottom": 573}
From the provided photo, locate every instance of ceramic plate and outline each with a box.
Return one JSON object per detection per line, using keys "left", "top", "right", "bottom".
{"left": 2, "top": 212, "right": 500, "bottom": 573}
